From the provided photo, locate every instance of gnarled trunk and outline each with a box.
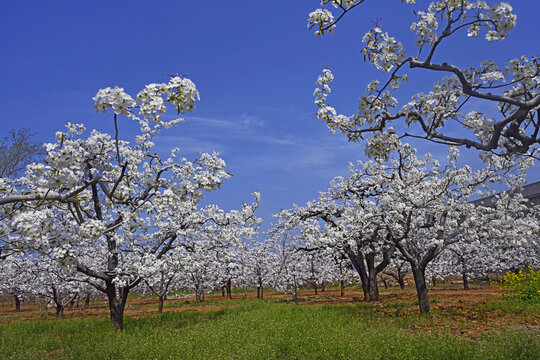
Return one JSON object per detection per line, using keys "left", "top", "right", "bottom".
{"left": 411, "top": 266, "right": 430, "bottom": 314}
{"left": 344, "top": 243, "right": 394, "bottom": 302}
{"left": 106, "top": 283, "right": 129, "bottom": 331}
{"left": 344, "top": 247, "right": 369, "bottom": 300}
{"left": 366, "top": 254, "right": 380, "bottom": 301}
{"left": 55, "top": 304, "right": 64, "bottom": 319}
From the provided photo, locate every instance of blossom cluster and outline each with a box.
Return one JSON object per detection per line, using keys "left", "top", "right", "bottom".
{"left": 361, "top": 27, "right": 406, "bottom": 72}
{"left": 309, "top": 1, "right": 537, "bottom": 157}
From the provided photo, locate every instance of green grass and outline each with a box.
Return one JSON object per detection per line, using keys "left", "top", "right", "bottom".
{"left": 0, "top": 301, "right": 538, "bottom": 360}
{"left": 476, "top": 297, "right": 540, "bottom": 315}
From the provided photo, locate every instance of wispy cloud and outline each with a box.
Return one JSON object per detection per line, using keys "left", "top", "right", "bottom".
{"left": 239, "top": 112, "right": 264, "bottom": 127}
{"left": 234, "top": 135, "right": 361, "bottom": 177}
{"left": 156, "top": 112, "right": 364, "bottom": 180}
{"left": 153, "top": 135, "right": 228, "bottom": 155}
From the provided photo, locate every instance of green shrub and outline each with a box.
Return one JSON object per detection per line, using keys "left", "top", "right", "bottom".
{"left": 498, "top": 267, "right": 540, "bottom": 303}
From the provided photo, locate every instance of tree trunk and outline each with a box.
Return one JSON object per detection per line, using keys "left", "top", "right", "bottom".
{"left": 55, "top": 304, "right": 64, "bottom": 319}
{"left": 257, "top": 277, "right": 263, "bottom": 299}
{"left": 221, "top": 286, "right": 225, "bottom": 297}
{"left": 313, "top": 284, "right": 318, "bottom": 295}
{"left": 68, "top": 296, "right": 77, "bottom": 310}
{"left": 398, "top": 274, "right": 405, "bottom": 290}
{"left": 462, "top": 272, "right": 469, "bottom": 290}
{"left": 382, "top": 278, "right": 388, "bottom": 289}
{"left": 340, "top": 280, "right": 345, "bottom": 297}
{"left": 411, "top": 266, "right": 430, "bottom": 314}
{"left": 366, "top": 254, "right": 379, "bottom": 301}
{"left": 106, "top": 283, "right": 129, "bottom": 331}
{"left": 14, "top": 295, "right": 21, "bottom": 312}
{"left": 293, "top": 275, "right": 298, "bottom": 305}
{"left": 226, "top": 279, "right": 232, "bottom": 300}
{"left": 344, "top": 248, "right": 369, "bottom": 301}
{"left": 158, "top": 295, "right": 165, "bottom": 313}
{"left": 84, "top": 293, "right": 91, "bottom": 310}
{"left": 366, "top": 275, "right": 379, "bottom": 301}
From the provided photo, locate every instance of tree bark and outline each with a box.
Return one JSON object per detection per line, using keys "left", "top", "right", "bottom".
{"left": 226, "top": 279, "right": 232, "bottom": 300}
{"left": 158, "top": 295, "right": 165, "bottom": 313}
{"left": 293, "top": 275, "right": 298, "bottom": 305}
{"left": 340, "top": 280, "right": 345, "bottom": 297}
{"left": 68, "top": 296, "right": 77, "bottom": 310}
{"left": 84, "top": 293, "right": 91, "bottom": 310}
{"left": 462, "top": 258, "right": 469, "bottom": 290}
{"left": 411, "top": 266, "right": 430, "bottom": 314}
{"left": 344, "top": 247, "right": 369, "bottom": 300}
{"left": 366, "top": 256, "right": 380, "bottom": 301}
{"left": 257, "top": 277, "right": 264, "bottom": 299}
{"left": 55, "top": 304, "right": 64, "bottom": 319}
{"left": 14, "top": 295, "right": 21, "bottom": 311}
{"left": 397, "top": 274, "right": 405, "bottom": 290}
{"left": 106, "top": 283, "right": 129, "bottom": 331}
{"left": 344, "top": 244, "right": 393, "bottom": 302}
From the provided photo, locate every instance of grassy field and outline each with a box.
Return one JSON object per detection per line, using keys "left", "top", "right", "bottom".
{"left": 0, "top": 287, "right": 539, "bottom": 359}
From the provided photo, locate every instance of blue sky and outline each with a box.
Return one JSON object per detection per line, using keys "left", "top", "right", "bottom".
{"left": 1, "top": 1, "right": 539, "bottom": 232}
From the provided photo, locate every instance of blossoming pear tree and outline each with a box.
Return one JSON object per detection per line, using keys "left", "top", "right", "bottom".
{"left": 242, "top": 240, "right": 276, "bottom": 299}
{"left": 0, "top": 76, "right": 260, "bottom": 330}
{"left": 309, "top": 0, "right": 540, "bottom": 158}
{"left": 382, "top": 256, "right": 410, "bottom": 290}
{"left": 0, "top": 253, "right": 35, "bottom": 311}
{"left": 363, "top": 142, "right": 533, "bottom": 313}
{"left": 277, "top": 135, "right": 533, "bottom": 313}
{"left": 275, "top": 189, "right": 396, "bottom": 302}
{"left": 428, "top": 190, "right": 540, "bottom": 288}
{"left": 28, "top": 255, "right": 87, "bottom": 319}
